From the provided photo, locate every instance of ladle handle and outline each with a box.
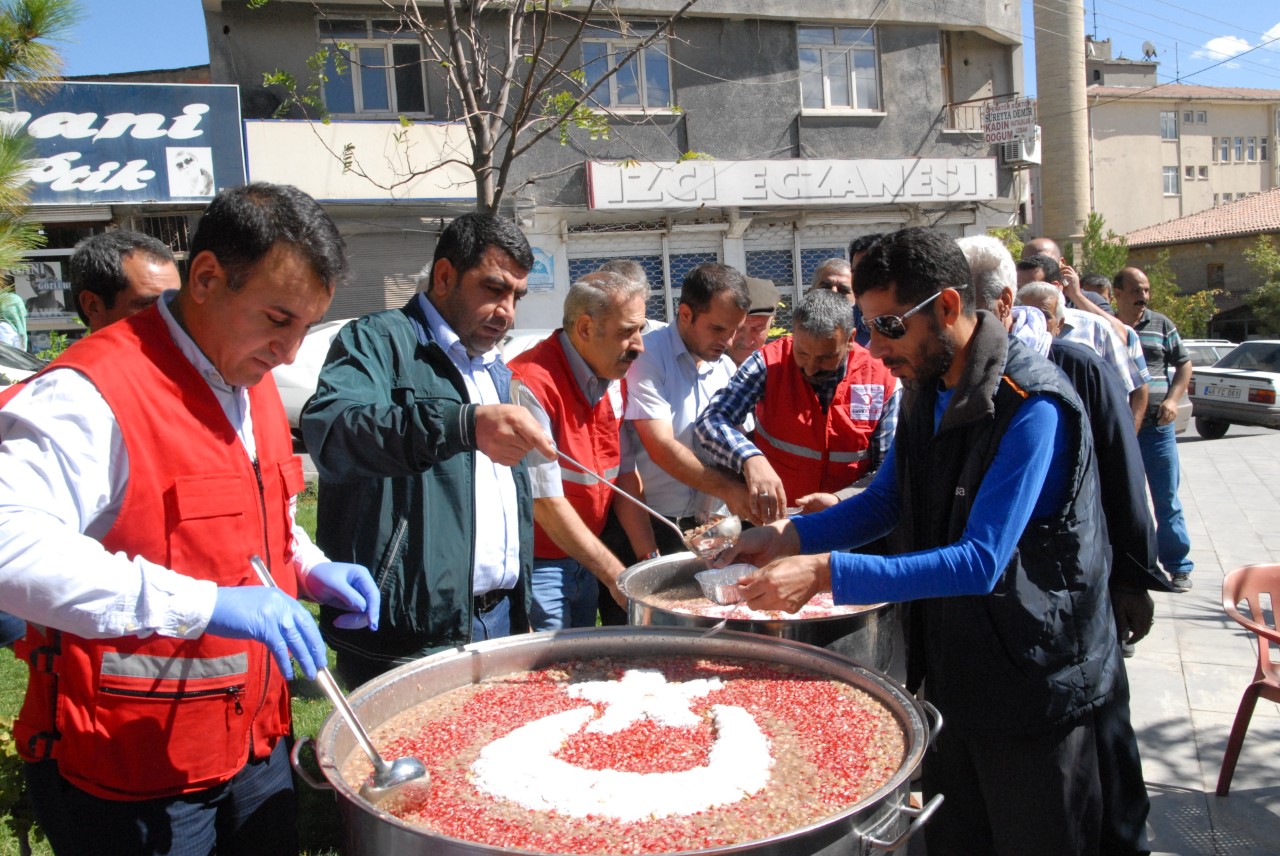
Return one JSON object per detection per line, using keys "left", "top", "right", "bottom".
{"left": 554, "top": 448, "right": 687, "bottom": 543}
{"left": 248, "top": 555, "right": 392, "bottom": 778}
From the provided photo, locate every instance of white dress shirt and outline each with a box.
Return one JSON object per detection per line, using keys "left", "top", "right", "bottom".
{"left": 0, "top": 292, "right": 325, "bottom": 640}
{"left": 624, "top": 322, "right": 737, "bottom": 518}
{"left": 417, "top": 294, "right": 520, "bottom": 595}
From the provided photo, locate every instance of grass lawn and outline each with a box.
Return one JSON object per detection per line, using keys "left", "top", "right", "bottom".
{"left": 0, "top": 484, "right": 346, "bottom": 855}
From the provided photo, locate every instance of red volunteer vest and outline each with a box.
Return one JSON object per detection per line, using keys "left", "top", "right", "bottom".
{"left": 754, "top": 336, "right": 896, "bottom": 498}
{"left": 12, "top": 307, "right": 302, "bottom": 800}
{"left": 509, "top": 333, "right": 624, "bottom": 559}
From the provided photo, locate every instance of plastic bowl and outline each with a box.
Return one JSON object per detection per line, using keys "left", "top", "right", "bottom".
{"left": 694, "top": 564, "right": 760, "bottom": 605}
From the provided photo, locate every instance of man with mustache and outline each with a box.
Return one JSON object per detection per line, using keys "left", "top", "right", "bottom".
{"left": 507, "top": 271, "right": 658, "bottom": 630}
{"left": 1113, "top": 265, "right": 1195, "bottom": 592}
{"left": 625, "top": 263, "right": 753, "bottom": 549}
{"left": 724, "top": 227, "right": 1124, "bottom": 856}
{"left": 696, "top": 289, "right": 899, "bottom": 517}
{"left": 302, "top": 213, "right": 555, "bottom": 687}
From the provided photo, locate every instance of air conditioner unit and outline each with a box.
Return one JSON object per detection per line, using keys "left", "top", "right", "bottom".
{"left": 1001, "top": 126, "right": 1042, "bottom": 167}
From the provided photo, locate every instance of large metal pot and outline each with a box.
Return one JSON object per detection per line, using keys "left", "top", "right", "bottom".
{"left": 619, "top": 553, "right": 902, "bottom": 677}
{"left": 297, "top": 627, "right": 940, "bottom": 856}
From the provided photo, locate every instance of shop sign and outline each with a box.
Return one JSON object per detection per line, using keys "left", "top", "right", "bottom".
{"left": 587, "top": 158, "right": 997, "bottom": 210}
{"left": 0, "top": 81, "right": 246, "bottom": 204}
{"left": 982, "top": 97, "right": 1037, "bottom": 145}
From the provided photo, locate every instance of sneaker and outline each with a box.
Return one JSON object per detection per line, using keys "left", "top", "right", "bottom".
{"left": 1121, "top": 641, "right": 1136, "bottom": 658}
{"left": 1171, "top": 572, "right": 1192, "bottom": 592}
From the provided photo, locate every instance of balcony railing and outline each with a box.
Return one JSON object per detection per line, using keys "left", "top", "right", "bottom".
{"left": 945, "top": 93, "right": 1020, "bottom": 133}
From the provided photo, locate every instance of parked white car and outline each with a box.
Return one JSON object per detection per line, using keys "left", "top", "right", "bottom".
{"left": 1188, "top": 339, "right": 1280, "bottom": 439}
{"left": 272, "top": 318, "right": 352, "bottom": 432}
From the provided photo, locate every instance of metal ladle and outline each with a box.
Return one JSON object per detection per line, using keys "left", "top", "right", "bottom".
{"left": 510, "top": 378, "right": 741, "bottom": 561}
{"left": 248, "top": 555, "right": 428, "bottom": 803}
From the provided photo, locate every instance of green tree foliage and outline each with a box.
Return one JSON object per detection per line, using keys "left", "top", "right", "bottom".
{"left": 258, "top": 0, "right": 701, "bottom": 214}
{"left": 1144, "top": 249, "right": 1220, "bottom": 338}
{"left": 1079, "top": 212, "right": 1128, "bottom": 279}
{"left": 987, "top": 225, "right": 1026, "bottom": 261}
{"left": 1243, "top": 235, "right": 1280, "bottom": 335}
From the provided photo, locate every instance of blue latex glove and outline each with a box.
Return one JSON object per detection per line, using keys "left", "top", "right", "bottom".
{"left": 207, "top": 587, "right": 326, "bottom": 680}
{"left": 300, "top": 562, "right": 381, "bottom": 631}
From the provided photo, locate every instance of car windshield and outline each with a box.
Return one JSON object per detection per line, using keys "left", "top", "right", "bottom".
{"left": 0, "top": 342, "right": 46, "bottom": 372}
{"left": 1216, "top": 342, "right": 1280, "bottom": 373}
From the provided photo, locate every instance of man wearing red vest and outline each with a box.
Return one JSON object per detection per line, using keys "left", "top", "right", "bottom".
{"left": 697, "top": 289, "right": 899, "bottom": 517}
{"left": 0, "top": 183, "right": 380, "bottom": 856}
{"left": 509, "top": 271, "right": 658, "bottom": 629}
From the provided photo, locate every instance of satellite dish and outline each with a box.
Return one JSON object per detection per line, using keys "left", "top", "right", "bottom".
{"left": 1142, "top": 41, "right": 1158, "bottom": 59}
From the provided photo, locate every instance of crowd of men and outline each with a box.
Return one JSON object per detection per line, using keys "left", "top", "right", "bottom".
{"left": 0, "top": 182, "right": 1196, "bottom": 856}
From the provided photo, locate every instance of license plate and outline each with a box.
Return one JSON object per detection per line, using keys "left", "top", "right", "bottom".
{"left": 1204, "top": 385, "right": 1242, "bottom": 399}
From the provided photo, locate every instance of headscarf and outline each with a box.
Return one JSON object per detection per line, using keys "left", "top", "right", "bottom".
{"left": 1009, "top": 305, "right": 1052, "bottom": 358}
{"left": 0, "top": 289, "right": 27, "bottom": 350}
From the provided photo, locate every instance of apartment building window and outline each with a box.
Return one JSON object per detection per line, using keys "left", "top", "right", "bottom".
{"left": 1160, "top": 111, "right": 1178, "bottom": 140}
{"left": 318, "top": 19, "right": 427, "bottom": 115}
{"left": 1263, "top": 137, "right": 1270, "bottom": 161}
{"left": 1235, "top": 137, "right": 1244, "bottom": 161}
{"left": 582, "top": 21, "right": 673, "bottom": 110}
{"left": 1213, "top": 193, "right": 1219, "bottom": 205}
{"left": 1197, "top": 111, "right": 1207, "bottom": 123}
{"left": 1162, "top": 166, "right": 1179, "bottom": 195}
{"left": 1182, "top": 111, "right": 1192, "bottom": 124}
{"left": 1220, "top": 137, "right": 1231, "bottom": 161}
{"left": 1183, "top": 165, "right": 1195, "bottom": 180}
{"left": 1222, "top": 192, "right": 1233, "bottom": 202}
{"left": 798, "top": 26, "right": 881, "bottom": 111}
{"left": 1198, "top": 165, "right": 1209, "bottom": 179}
{"left": 1247, "top": 137, "right": 1257, "bottom": 161}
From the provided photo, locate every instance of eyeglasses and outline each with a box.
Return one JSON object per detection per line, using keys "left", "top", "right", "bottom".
{"left": 862, "top": 290, "right": 943, "bottom": 340}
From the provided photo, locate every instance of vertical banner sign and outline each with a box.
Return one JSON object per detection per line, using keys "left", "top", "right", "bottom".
{"left": 0, "top": 81, "right": 246, "bottom": 204}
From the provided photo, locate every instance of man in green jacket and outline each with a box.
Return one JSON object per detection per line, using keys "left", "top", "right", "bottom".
{"left": 302, "top": 214, "right": 554, "bottom": 688}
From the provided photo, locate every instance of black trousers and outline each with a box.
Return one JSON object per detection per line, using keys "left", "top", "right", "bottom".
{"left": 1095, "top": 668, "right": 1152, "bottom": 855}
{"left": 922, "top": 711, "right": 1102, "bottom": 856}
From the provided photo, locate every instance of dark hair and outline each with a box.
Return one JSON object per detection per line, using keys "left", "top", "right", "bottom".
{"left": 69, "top": 231, "right": 175, "bottom": 325}
{"left": 188, "top": 183, "right": 347, "bottom": 292}
{"left": 849, "top": 233, "right": 884, "bottom": 258}
{"left": 1112, "top": 267, "right": 1144, "bottom": 291}
{"left": 430, "top": 213, "right": 533, "bottom": 285}
{"left": 678, "top": 263, "right": 749, "bottom": 315}
{"left": 1081, "top": 272, "right": 1112, "bottom": 291}
{"left": 853, "top": 227, "right": 974, "bottom": 314}
{"left": 1016, "top": 254, "right": 1061, "bottom": 284}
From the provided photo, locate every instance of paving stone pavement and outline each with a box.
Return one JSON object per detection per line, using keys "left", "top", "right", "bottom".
{"left": 1132, "top": 425, "right": 1280, "bottom": 856}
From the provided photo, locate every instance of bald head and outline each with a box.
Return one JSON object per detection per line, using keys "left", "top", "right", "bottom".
{"left": 1022, "top": 237, "right": 1062, "bottom": 262}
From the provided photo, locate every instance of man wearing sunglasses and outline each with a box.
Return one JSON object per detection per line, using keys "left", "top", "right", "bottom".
{"left": 723, "top": 227, "right": 1127, "bottom": 856}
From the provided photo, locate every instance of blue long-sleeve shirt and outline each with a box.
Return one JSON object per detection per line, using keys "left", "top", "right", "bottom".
{"left": 792, "top": 389, "right": 1069, "bottom": 604}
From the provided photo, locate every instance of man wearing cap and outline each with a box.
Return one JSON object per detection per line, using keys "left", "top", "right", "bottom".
{"left": 727, "top": 277, "right": 779, "bottom": 367}
{"left": 696, "top": 289, "right": 899, "bottom": 518}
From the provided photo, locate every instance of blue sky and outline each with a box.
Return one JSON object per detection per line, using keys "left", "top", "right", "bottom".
{"left": 53, "top": 0, "right": 1280, "bottom": 94}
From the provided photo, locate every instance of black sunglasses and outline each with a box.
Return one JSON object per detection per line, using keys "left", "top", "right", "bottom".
{"left": 862, "top": 290, "right": 942, "bottom": 340}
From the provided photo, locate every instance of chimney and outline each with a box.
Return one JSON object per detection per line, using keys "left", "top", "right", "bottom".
{"left": 1033, "top": 0, "right": 1091, "bottom": 249}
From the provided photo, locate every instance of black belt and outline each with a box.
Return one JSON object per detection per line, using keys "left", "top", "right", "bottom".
{"left": 473, "top": 588, "right": 511, "bottom": 615}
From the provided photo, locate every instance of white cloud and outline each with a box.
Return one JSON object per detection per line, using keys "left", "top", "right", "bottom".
{"left": 1199, "top": 36, "right": 1252, "bottom": 61}
{"left": 1263, "top": 22, "right": 1280, "bottom": 51}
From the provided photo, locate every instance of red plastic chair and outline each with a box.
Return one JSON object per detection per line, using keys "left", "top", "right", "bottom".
{"left": 1217, "top": 563, "right": 1280, "bottom": 796}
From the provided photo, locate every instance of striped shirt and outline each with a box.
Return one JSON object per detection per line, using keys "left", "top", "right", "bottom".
{"left": 1131, "top": 308, "right": 1189, "bottom": 403}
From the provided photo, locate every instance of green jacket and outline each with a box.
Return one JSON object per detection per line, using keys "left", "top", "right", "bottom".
{"left": 301, "top": 296, "right": 533, "bottom": 676}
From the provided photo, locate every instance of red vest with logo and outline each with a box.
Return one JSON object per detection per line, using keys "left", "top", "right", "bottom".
{"left": 509, "top": 333, "right": 624, "bottom": 559}
{"left": 11, "top": 307, "right": 303, "bottom": 800}
{"left": 754, "top": 336, "right": 896, "bottom": 498}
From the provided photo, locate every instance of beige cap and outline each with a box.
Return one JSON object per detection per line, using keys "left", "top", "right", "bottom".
{"left": 745, "top": 277, "right": 780, "bottom": 315}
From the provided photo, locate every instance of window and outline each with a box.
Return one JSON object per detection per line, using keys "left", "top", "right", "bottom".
{"left": 582, "top": 21, "right": 673, "bottom": 110}
{"left": 319, "top": 19, "right": 427, "bottom": 116}
{"left": 1213, "top": 193, "right": 1219, "bottom": 205}
{"left": 1235, "top": 137, "right": 1244, "bottom": 161}
{"left": 1220, "top": 137, "right": 1231, "bottom": 161}
{"left": 798, "top": 26, "right": 880, "bottom": 111}
{"left": 1198, "top": 165, "right": 1209, "bottom": 179}
{"left": 1184, "top": 165, "right": 1195, "bottom": 180}
{"left": 1207, "top": 263, "right": 1225, "bottom": 290}
{"left": 1197, "top": 111, "right": 1207, "bottom": 123}
{"left": 1222, "top": 192, "right": 1233, "bottom": 202}
{"left": 1182, "top": 110, "right": 1193, "bottom": 124}
{"left": 1160, "top": 111, "right": 1178, "bottom": 140}
{"left": 1263, "top": 137, "right": 1270, "bottom": 161}
{"left": 1162, "top": 166, "right": 1179, "bottom": 195}
{"left": 1247, "top": 136, "right": 1257, "bottom": 161}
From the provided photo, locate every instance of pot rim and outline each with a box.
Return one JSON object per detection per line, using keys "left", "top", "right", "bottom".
{"left": 314, "top": 627, "right": 930, "bottom": 856}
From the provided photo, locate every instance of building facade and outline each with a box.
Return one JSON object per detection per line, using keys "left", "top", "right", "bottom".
{"left": 202, "top": 0, "right": 1025, "bottom": 328}
{"left": 1081, "top": 39, "right": 1280, "bottom": 237}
